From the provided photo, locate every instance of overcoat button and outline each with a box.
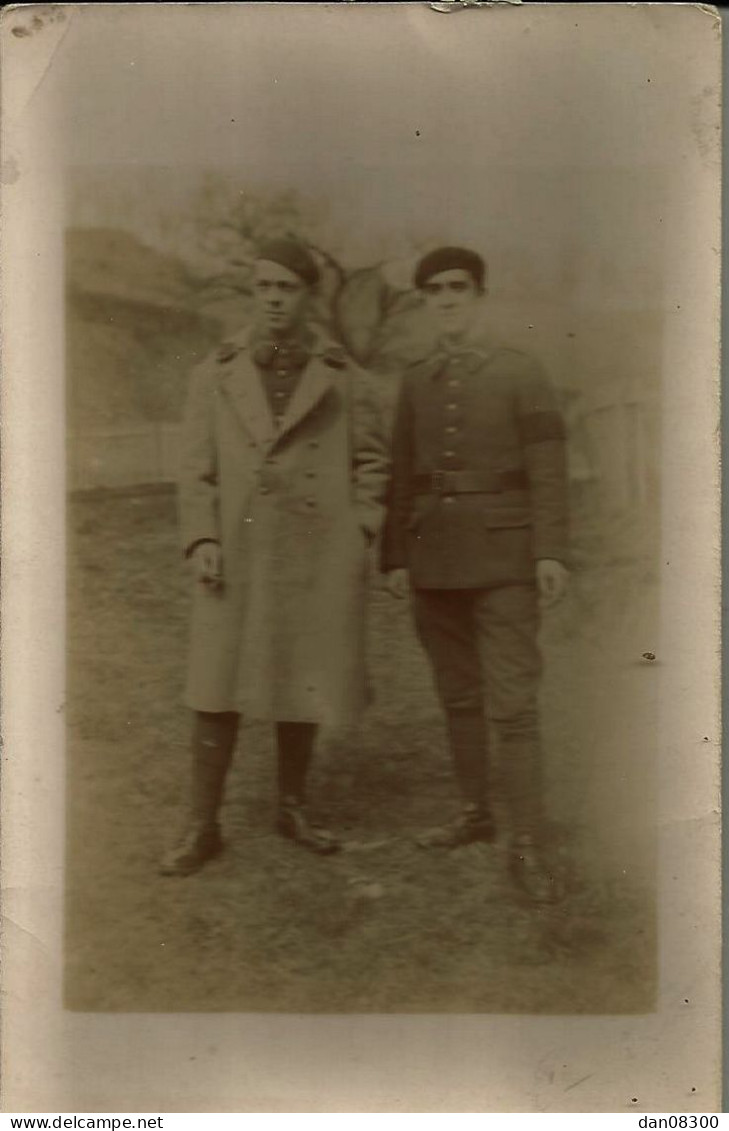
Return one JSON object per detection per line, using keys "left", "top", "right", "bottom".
{"left": 260, "top": 486, "right": 269, "bottom": 495}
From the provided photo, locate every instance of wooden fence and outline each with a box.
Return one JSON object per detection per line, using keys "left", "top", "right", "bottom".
{"left": 578, "top": 388, "right": 660, "bottom": 513}
{"left": 69, "top": 423, "right": 182, "bottom": 491}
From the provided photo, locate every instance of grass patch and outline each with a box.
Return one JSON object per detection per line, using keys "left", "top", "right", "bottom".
{"left": 66, "top": 487, "right": 657, "bottom": 1013}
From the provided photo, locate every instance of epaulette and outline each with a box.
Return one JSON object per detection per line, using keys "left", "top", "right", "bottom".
{"left": 322, "top": 346, "right": 348, "bottom": 370}
{"left": 405, "top": 353, "right": 442, "bottom": 381}
{"left": 404, "top": 354, "right": 429, "bottom": 375}
{"left": 405, "top": 347, "right": 434, "bottom": 369}
{"left": 489, "top": 342, "right": 538, "bottom": 364}
{"left": 215, "top": 342, "right": 241, "bottom": 364}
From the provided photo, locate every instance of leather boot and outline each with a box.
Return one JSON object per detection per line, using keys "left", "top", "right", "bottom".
{"left": 499, "top": 718, "right": 563, "bottom": 903}
{"left": 277, "top": 796, "right": 341, "bottom": 855}
{"left": 275, "top": 722, "right": 341, "bottom": 854}
{"left": 416, "top": 802, "right": 496, "bottom": 849}
{"left": 417, "top": 708, "right": 496, "bottom": 849}
{"left": 159, "top": 711, "right": 238, "bottom": 877}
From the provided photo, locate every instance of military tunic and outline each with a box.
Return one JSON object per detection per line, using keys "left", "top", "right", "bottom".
{"left": 381, "top": 340, "right": 569, "bottom": 587}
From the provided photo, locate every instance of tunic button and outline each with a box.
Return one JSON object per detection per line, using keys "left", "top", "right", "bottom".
{"left": 448, "top": 378, "right": 460, "bottom": 388}
{"left": 445, "top": 425, "right": 457, "bottom": 434}
{"left": 260, "top": 485, "right": 269, "bottom": 495}
{"left": 443, "top": 496, "right": 455, "bottom": 504}
{"left": 305, "top": 470, "right": 316, "bottom": 478}
{"left": 444, "top": 450, "right": 455, "bottom": 458}
{"left": 447, "top": 402, "right": 458, "bottom": 410}
{"left": 305, "top": 498, "right": 316, "bottom": 508}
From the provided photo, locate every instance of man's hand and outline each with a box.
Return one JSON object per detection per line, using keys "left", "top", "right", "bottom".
{"left": 384, "top": 568, "right": 409, "bottom": 599}
{"left": 536, "top": 558, "right": 569, "bottom": 609}
{"left": 191, "top": 541, "right": 223, "bottom": 589}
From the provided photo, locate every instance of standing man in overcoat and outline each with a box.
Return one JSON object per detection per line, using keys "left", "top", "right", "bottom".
{"left": 161, "top": 238, "right": 389, "bottom": 876}
{"left": 381, "top": 246, "right": 569, "bottom": 904}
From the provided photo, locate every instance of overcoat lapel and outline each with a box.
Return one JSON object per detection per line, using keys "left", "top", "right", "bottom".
{"left": 272, "top": 353, "right": 335, "bottom": 448}
{"left": 216, "top": 327, "right": 337, "bottom": 450}
{"left": 219, "top": 350, "right": 277, "bottom": 451}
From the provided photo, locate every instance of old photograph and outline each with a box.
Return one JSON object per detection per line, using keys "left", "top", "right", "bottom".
{"left": 66, "top": 160, "right": 659, "bottom": 1014}
{"left": 2, "top": 0, "right": 721, "bottom": 1113}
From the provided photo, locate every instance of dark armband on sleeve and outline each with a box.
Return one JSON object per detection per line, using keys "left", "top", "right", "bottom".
{"left": 518, "top": 410, "right": 566, "bottom": 444}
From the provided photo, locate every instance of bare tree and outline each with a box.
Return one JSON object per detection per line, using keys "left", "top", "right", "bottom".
{"left": 182, "top": 173, "right": 422, "bottom": 367}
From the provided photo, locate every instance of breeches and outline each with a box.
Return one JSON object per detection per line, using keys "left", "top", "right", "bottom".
{"left": 412, "top": 585, "right": 544, "bottom": 834}
{"left": 412, "top": 584, "right": 541, "bottom": 728}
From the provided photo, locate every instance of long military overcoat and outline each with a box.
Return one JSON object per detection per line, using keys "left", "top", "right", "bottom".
{"left": 179, "top": 325, "right": 389, "bottom": 725}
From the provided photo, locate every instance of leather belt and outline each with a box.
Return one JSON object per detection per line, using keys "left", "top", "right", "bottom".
{"left": 413, "top": 469, "right": 528, "bottom": 495}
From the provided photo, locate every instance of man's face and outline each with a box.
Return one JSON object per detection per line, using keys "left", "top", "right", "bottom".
{"left": 420, "top": 268, "right": 482, "bottom": 339}
{"left": 252, "top": 260, "right": 310, "bottom": 336}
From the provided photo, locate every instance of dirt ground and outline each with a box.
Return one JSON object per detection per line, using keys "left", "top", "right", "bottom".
{"left": 65, "top": 486, "right": 658, "bottom": 1013}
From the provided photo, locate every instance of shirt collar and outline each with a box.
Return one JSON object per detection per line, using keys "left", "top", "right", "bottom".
{"left": 438, "top": 324, "right": 497, "bottom": 357}
{"left": 230, "top": 322, "right": 341, "bottom": 360}
{"left": 423, "top": 330, "right": 500, "bottom": 378}
{"left": 250, "top": 324, "right": 314, "bottom": 353}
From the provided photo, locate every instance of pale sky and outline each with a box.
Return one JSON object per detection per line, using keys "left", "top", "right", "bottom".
{"left": 47, "top": 4, "right": 693, "bottom": 171}
{"left": 12, "top": 2, "right": 714, "bottom": 303}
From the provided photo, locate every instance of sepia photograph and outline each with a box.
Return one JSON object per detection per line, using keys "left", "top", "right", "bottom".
{"left": 65, "top": 159, "right": 660, "bottom": 1014}
{"left": 2, "top": 0, "right": 721, "bottom": 1113}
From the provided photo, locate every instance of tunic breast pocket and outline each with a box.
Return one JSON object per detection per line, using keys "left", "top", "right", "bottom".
{"left": 483, "top": 487, "right": 531, "bottom": 529}
{"left": 483, "top": 506, "right": 532, "bottom": 529}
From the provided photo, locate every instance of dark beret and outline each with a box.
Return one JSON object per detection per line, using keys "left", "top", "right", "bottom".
{"left": 414, "top": 246, "right": 487, "bottom": 290}
{"left": 254, "top": 238, "right": 320, "bottom": 287}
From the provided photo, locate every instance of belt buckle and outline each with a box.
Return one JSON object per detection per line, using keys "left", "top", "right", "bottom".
{"left": 431, "top": 470, "right": 446, "bottom": 493}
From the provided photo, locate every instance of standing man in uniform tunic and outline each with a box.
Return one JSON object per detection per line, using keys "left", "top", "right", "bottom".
{"left": 381, "top": 246, "right": 569, "bottom": 904}
{"left": 161, "top": 238, "right": 389, "bottom": 876}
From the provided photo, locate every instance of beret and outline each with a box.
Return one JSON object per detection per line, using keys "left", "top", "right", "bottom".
{"left": 254, "top": 238, "right": 320, "bottom": 287}
{"left": 414, "top": 246, "right": 487, "bottom": 290}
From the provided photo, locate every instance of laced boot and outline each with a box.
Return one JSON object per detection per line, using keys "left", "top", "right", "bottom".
{"left": 275, "top": 722, "right": 341, "bottom": 855}
{"left": 276, "top": 796, "right": 341, "bottom": 855}
{"left": 159, "top": 711, "right": 238, "bottom": 877}
{"left": 416, "top": 707, "right": 496, "bottom": 849}
{"left": 500, "top": 722, "right": 564, "bottom": 904}
{"left": 416, "top": 802, "right": 496, "bottom": 849}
